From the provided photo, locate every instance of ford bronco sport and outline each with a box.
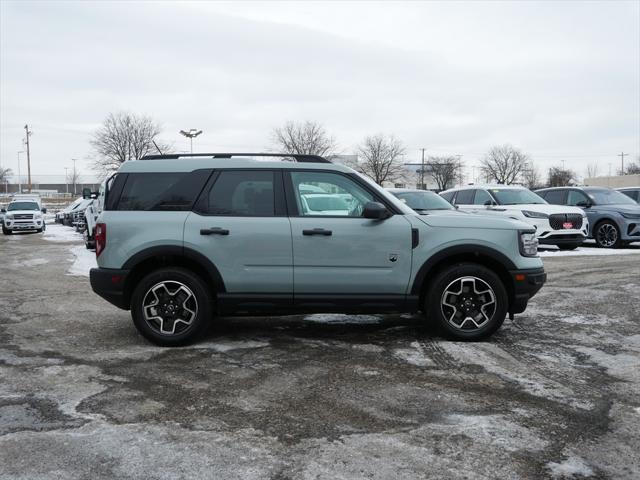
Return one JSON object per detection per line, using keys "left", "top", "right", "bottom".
{"left": 89, "top": 153, "right": 546, "bottom": 346}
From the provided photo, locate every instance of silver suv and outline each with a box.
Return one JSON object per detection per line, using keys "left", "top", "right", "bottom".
{"left": 89, "top": 153, "right": 546, "bottom": 346}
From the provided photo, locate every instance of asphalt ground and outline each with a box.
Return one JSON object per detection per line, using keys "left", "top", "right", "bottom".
{"left": 1, "top": 226, "right": 639, "bottom": 479}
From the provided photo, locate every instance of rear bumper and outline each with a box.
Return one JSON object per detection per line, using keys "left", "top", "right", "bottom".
{"left": 90, "top": 267, "right": 130, "bottom": 310}
{"left": 509, "top": 267, "right": 546, "bottom": 314}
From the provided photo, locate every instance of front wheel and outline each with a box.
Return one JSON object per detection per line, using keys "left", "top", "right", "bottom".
{"left": 2, "top": 227, "right": 11, "bottom": 235}
{"left": 594, "top": 221, "right": 621, "bottom": 248}
{"left": 131, "top": 267, "right": 212, "bottom": 346}
{"left": 426, "top": 263, "right": 508, "bottom": 340}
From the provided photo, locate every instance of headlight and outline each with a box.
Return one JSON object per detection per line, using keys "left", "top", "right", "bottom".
{"left": 519, "top": 230, "right": 539, "bottom": 257}
{"left": 521, "top": 210, "right": 549, "bottom": 219}
{"left": 6, "top": 213, "right": 14, "bottom": 219}
{"left": 35, "top": 212, "right": 42, "bottom": 218}
{"left": 620, "top": 212, "right": 640, "bottom": 219}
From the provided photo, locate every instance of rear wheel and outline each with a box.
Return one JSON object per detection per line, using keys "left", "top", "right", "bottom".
{"left": 426, "top": 263, "right": 508, "bottom": 340}
{"left": 131, "top": 267, "right": 212, "bottom": 346}
{"left": 594, "top": 221, "right": 621, "bottom": 248}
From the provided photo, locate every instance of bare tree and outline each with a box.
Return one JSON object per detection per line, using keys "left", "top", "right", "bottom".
{"left": 90, "top": 112, "right": 169, "bottom": 174}
{"left": 621, "top": 158, "right": 640, "bottom": 175}
{"left": 0, "top": 166, "right": 12, "bottom": 185}
{"left": 481, "top": 144, "right": 529, "bottom": 184}
{"left": 356, "top": 134, "right": 406, "bottom": 185}
{"left": 548, "top": 166, "right": 576, "bottom": 187}
{"left": 522, "top": 164, "right": 542, "bottom": 189}
{"left": 426, "top": 156, "right": 461, "bottom": 191}
{"left": 271, "top": 121, "right": 337, "bottom": 157}
{"left": 586, "top": 162, "right": 599, "bottom": 179}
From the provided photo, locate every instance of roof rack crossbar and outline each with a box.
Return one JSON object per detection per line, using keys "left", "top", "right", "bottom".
{"left": 139, "top": 153, "right": 331, "bottom": 163}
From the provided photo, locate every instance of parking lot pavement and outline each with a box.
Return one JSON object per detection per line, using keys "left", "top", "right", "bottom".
{"left": 1, "top": 229, "right": 639, "bottom": 480}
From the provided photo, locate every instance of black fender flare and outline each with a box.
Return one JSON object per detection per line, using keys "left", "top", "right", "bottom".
{"left": 410, "top": 245, "right": 517, "bottom": 295}
{"left": 122, "top": 245, "right": 226, "bottom": 292}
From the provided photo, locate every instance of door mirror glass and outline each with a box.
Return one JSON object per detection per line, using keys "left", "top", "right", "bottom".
{"left": 41, "top": 208, "right": 47, "bottom": 214}
{"left": 363, "top": 202, "right": 390, "bottom": 219}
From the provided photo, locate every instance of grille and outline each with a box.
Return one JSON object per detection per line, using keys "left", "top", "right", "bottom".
{"left": 14, "top": 214, "right": 34, "bottom": 220}
{"left": 549, "top": 213, "right": 583, "bottom": 230}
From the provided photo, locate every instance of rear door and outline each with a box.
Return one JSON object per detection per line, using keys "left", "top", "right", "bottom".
{"left": 184, "top": 169, "right": 293, "bottom": 296}
{"left": 286, "top": 170, "right": 413, "bottom": 297}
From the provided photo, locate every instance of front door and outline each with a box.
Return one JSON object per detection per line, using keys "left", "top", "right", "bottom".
{"left": 286, "top": 170, "right": 413, "bottom": 297}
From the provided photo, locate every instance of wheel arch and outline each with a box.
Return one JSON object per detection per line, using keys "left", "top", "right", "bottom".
{"left": 121, "top": 246, "right": 226, "bottom": 308}
{"left": 411, "top": 246, "right": 516, "bottom": 310}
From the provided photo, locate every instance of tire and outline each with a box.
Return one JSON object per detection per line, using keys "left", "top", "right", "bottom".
{"left": 426, "top": 263, "right": 508, "bottom": 341}
{"left": 36, "top": 228, "right": 43, "bottom": 233}
{"left": 558, "top": 243, "right": 580, "bottom": 251}
{"left": 2, "top": 226, "right": 11, "bottom": 235}
{"left": 130, "top": 267, "right": 212, "bottom": 346}
{"left": 594, "top": 220, "right": 621, "bottom": 249}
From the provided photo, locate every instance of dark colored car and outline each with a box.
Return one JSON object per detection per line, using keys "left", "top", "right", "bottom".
{"left": 535, "top": 186, "right": 640, "bottom": 248}
{"left": 617, "top": 187, "right": 640, "bottom": 203}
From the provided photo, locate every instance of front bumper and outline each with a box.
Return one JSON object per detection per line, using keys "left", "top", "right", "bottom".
{"left": 620, "top": 218, "right": 640, "bottom": 241}
{"left": 538, "top": 234, "right": 586, "bottom": 246}
{"left": 509, "top": 267, "right": 546, "bottom": 315}
{"left": 4, "top": 219, "right": 44, "bottom": 230}
{"left": 90, "top": 267, "right": 131, "bottom": 310}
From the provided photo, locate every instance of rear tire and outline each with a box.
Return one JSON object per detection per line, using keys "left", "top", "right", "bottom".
{"left": 131, "top": 267, "right": 212, "bottom": 346}
{"left": 426, "top": 263, "right": 508, "bottom": 341}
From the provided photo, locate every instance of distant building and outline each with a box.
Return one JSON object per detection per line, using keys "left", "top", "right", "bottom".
{"left": 1, "top": 174, "right": 104, "bottom": 195}
{"left": 584, "top": 174, "right": 640, "bottom": 188}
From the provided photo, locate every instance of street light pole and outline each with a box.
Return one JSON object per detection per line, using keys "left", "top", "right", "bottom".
{"left": 71, "top": 159, "right": 77, "bottom": 195}
{"left": 64, "top": 167, "right": 69, "bottom": 194}
{"left": 179, "top": 129, "right": 203, "bottom": 154}
{"left": 17, "top": 151, "right": 25, "bottom": 194}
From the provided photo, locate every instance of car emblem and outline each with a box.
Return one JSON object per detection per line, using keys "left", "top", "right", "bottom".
{"left": 562, "top": 222, "right": 573, "bottom": 229}
{"left": 389, "top": 253, "right": 398, "bottom": 262}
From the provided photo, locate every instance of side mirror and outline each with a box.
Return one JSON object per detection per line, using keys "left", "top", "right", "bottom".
{"left": 41, "top": 208, "right": 47, "bottom": 214}
{"left": 363, "top": 201, "right": 390, "bottom": 220}
{"left": 484, "top": 200, "right": 496, "bottom": 207}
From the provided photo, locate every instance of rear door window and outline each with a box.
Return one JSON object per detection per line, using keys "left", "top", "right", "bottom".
{"left": 544, "top": 190, "right": 567, "bottom": 205}
{"left": 205, "top": 170, "right": 276, "bottom": 216}
{"left": 454, "top": 189, "right": 474, "bottom": 205}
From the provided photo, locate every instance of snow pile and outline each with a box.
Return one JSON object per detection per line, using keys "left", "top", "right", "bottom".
{"left": 67, "top": 245, "right": 97, "bottom": 276}
{"left": 43, "top": 223, "right": 83, "bottom": 243}
{"left": 304, "top": 313, "right": 382, "bottom": 324}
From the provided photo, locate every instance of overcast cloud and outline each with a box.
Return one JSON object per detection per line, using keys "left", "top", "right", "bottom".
{"left": 1, "top": 0, "right": 638, "bottom": 181}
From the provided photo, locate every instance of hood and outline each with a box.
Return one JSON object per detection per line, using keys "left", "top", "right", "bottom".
{"left": 591, "top": 203, "right": 640, "bottom": 215}
{"left": 417, "top": 210, "right": 532, "bottom": 231}
{"left": 6, "top": 209, "right": 41, "bottom": 216}
{"left": 499, "top": 203, "right": 585, "bottom": 215}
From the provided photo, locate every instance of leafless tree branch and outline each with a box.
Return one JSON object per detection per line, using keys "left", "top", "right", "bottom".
{"left": 355, "top": 134, "right": 406, "bottom": 185}
{"left": 481, "top": 144, "right": 529, "bottom": 185}
{"left": 271, "top": 121, "right": 337, "bottom": 157}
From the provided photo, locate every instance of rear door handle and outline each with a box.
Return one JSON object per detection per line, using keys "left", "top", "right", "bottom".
{"left": 303, "top": 228, "right": 332, "bottom": 236}
{"left": 200, "top": 227, "right": 230, "bottom": 236}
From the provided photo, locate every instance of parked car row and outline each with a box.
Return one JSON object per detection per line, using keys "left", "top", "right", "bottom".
{"left": 388, "top": 184, "right": 639, "bottom": 250}
{"left": 53, "top": 183, "right": 105, "bottom": 249}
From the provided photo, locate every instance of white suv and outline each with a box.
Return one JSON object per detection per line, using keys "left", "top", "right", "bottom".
{"left": 441, "top": 185, "right": 588, "bottom": 250}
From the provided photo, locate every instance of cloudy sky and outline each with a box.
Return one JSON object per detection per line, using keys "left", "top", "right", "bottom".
{"left": 1, "top": 0, "right": 638, "bottom": 183}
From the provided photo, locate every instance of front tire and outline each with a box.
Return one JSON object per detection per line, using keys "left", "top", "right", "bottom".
{"left": 594, "top": 221, "right": 621, "bottom": 248}
{"left": 131, "top": 267, "right": 212, "bottom": 346}
{"left": 2, "top": 226, "right": 11, "bottom": 235}
{"left": 426, "top": 263, "right": 508, "bottom": 341}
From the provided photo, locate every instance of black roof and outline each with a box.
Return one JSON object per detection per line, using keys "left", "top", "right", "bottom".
{"left": 139, "top": 153, "right": 330, "bottom": 163}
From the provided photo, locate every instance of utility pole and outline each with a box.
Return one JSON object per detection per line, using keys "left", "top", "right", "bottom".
{"left": 24, "top": 125, "right": 32, "bottom": 192}
{"left": 420, "top": 148, "right": 426, "bottom": 190}
{"left": 618, "top": 152, "right": 628, "bottom": 174}
{"left": 64, "top": 167, "right": 69, "bottom": 194}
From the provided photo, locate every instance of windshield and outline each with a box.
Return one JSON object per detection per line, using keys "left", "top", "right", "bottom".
{"left": 8, "top": 201, "right": 39, "bottom": 211}
{"left": 587, "top": 189, "right": 637, "bottom": 205}
{"left": 393, "top": 191, "right": 453, "bottom": 211}
{"left": 490, "top": 188, "right": 547, "bottom": 205}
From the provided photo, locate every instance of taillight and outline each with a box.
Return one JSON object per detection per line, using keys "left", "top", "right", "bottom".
{"left": 95, "top": 223, "right": 106, "bottom": 258}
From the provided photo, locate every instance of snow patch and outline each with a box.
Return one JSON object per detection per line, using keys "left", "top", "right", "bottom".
{"left": 206, "top": 340, "right": 270, "bottom": 353}
{"left": 12, "top": 258, "right": 49, "bottom": 268}
{"left": 67, "top": 245, "right": 97, "bottom": 276}
{"left": 394, "top": 341, "right": 434, "bottom": 367}
{"left": 304, "top": 313, "right": 382, "bottom": 325}
{"left": 539, "top": 246, "right": 640, "bottom": 257}
{"left": 43, "top": 223, "right": 83, "bottom": 243}
{"left": 547, "top": 456, "right": 594, "bottom": 478}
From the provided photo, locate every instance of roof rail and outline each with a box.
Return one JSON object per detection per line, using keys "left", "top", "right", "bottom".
{"left": 139, "top": 153, "right": 331, "bottom": 163}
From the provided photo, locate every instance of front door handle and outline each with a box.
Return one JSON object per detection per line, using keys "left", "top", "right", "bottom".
{"left": 200, "top": 227, "right": 230, "bottom": 236}
{"left": 303, "top": 228, "right": 332, "bottom": 236}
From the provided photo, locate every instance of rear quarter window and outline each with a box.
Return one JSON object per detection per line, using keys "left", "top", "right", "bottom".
{"left": 115, "top": 170, "right": 211, "bottom": 211}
